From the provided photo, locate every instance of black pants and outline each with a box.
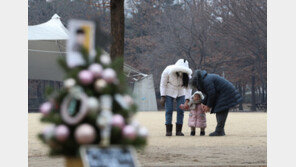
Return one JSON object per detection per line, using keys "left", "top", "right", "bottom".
{"left": 215, "top": 109, "right": 229, "bottom": 133}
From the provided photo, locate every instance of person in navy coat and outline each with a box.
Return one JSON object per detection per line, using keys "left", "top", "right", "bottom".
{"left": 190, "top": 70, "right": 242, "bottom": 136}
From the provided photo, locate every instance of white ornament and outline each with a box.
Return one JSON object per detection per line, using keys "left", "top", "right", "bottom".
{"left": 100, "top": 52, "right": 111, "bottom": 65}
{"left": 131, "top": 120, "right": 140, "bottom": 130}
{"left": 138, "top": 127, "right": 148, "bottom": 138}
{"left": 42, "top": 125, "right": 55, "bottom": 142}
{"left": 87, "top": 97, "right": 100, "bottom": 112}
{"left": 64, "top": 78, "right": 76, "bottom": 89}
{"left": 94, "top": 79, "right": 107, "bottom": 92}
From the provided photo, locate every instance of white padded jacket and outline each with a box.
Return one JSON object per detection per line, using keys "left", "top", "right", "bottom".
{"left": 160, "top": 59, "right": 192, "bottom": 100}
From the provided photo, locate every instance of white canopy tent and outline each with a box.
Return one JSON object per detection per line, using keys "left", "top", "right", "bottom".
{"left": 28, "top": 14, "right": 68, "bottom": 81}
{"left": 29, "top": 14, "right": 69, "bottom": 40}
{"left": 28, "top": 14, "right": 158, "bottom": 111}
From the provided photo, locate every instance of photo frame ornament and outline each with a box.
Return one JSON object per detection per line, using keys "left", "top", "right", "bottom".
{"left": 61, "top": 89, "right": 89, "bottom": 125}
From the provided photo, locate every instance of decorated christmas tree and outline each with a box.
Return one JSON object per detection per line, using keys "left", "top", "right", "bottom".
{"left": 38, "top": 22, "right": 147, "bottom": 157}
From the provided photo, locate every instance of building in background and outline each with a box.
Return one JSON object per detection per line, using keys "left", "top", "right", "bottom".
{"left": 124, "top": 64, "right": 158, "bottom": 111}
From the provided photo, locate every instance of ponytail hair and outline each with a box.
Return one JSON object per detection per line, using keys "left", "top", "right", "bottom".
{"left": 182, "top": 73, "right": 189, "bottom": 88}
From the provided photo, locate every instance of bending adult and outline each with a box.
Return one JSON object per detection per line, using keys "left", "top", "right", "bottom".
{"left": 190, "top": 70, "right": 242, "bottom": 136}
{"left": 160, "top": 59, "right": 192, "bottom": 136}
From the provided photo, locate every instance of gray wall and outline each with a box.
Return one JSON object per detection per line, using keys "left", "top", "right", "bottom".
{"left": 133, "top": 75, "right": 158, "bottom": 111}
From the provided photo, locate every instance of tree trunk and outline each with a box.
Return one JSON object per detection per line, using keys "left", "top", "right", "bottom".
{"left": 238, "top": 82, "right": 243, "bottom": 111}
{"left": 103, "top": 0, "right": 107, "bottom": 16}
{"left": 242, "top": 84, "right": 246, "bottom": 97}
{"left": 251, "top": 75, "right": 257, "bottom": 111}
{"left": 257, "top": 86, "right": 262, "bottom": 103}
{"left": 264, "top": 86, "right": 267, "bottom": 103}
{"left": 110, "top": 0, "right": 124, "bottom": 69}
{"left": 186, "top": 50, "right": 197, "bottom": 70}
{"left": 261, "top": 84, "right": 266, "bottom": 103}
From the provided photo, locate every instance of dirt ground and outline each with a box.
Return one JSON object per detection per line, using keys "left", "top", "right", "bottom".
{"left": 28, "top": 112, "right": 267, "bottom": 167}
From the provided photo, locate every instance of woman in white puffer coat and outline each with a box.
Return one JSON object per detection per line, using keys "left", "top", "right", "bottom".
{"left": 160, "top": 59, "right": 192, "bottom": 136}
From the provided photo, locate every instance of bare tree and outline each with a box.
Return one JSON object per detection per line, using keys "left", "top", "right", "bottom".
{"left": 29, "top": 0, "right": 267, "bottom": 110}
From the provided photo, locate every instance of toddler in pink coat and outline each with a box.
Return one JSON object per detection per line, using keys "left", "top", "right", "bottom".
{"left": 180, "top": 91, "right": 206, "bottom": 136}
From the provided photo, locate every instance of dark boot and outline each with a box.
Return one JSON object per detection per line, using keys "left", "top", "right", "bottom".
{"left": 190, "top": 127, "right": 196, "bottom": 136}
{"left": 210, "top": 110, "right": 228, "bottom": 137}
{"left": 209, "top": 131, "right": 225, "bottom": 136}
{"left": 176, "top": 124, "right": 184, "bottom": 136}
{"left": 200, "top": 129, "right": 205, "bottom": 136}
{"left": 165, "top": 124, "right": 173, "bottom": 136}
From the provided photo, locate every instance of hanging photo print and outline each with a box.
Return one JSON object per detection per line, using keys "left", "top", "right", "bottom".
{"left": 66, "top": 19, "right": 95, "bottom": 68}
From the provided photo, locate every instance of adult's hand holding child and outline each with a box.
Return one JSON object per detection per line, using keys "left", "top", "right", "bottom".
{"left": 179, "top": 104, "right": 189, "bottom": 110}
{"left": 183, "top": 100, "right": 190, "bottom": 110}
{"left": 202, "top": 104, "right": 211, "bottom": 112}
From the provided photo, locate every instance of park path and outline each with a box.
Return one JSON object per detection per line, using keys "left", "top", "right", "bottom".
{"left": 29, "top": 112, "right": 267, "bottom": 167}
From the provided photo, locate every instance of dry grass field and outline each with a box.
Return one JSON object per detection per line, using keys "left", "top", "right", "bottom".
{"left": 29, "top": 112, "right": 266, "bottom": 167}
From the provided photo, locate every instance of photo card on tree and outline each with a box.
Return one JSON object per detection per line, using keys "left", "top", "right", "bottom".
{"left": 66, "top": 19, "right": 96, "bottom": 68}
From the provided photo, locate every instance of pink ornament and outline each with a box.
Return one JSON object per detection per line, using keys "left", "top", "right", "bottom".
{"left": 78, "top": 70, "right": 94, "bottom": 85}
{"left": 40, "top": 102, "right": 52, "bottom": 116}
{"left": 102, "top": 68, "right": 117, "bottom": 83}
{"left": 123, "top": 125, "right": 136, "bottom": 140}
{"left": 112, "top": 114, "right": 125, "bottom": 129}
{"left": 88, "top": 64, "right": 103, "bottom": 78}
{"left": 75, "top": 124, "right": 96, "bottom": 144}
{"left": 55, "top": 125, "right": 70, "bottom": 142}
